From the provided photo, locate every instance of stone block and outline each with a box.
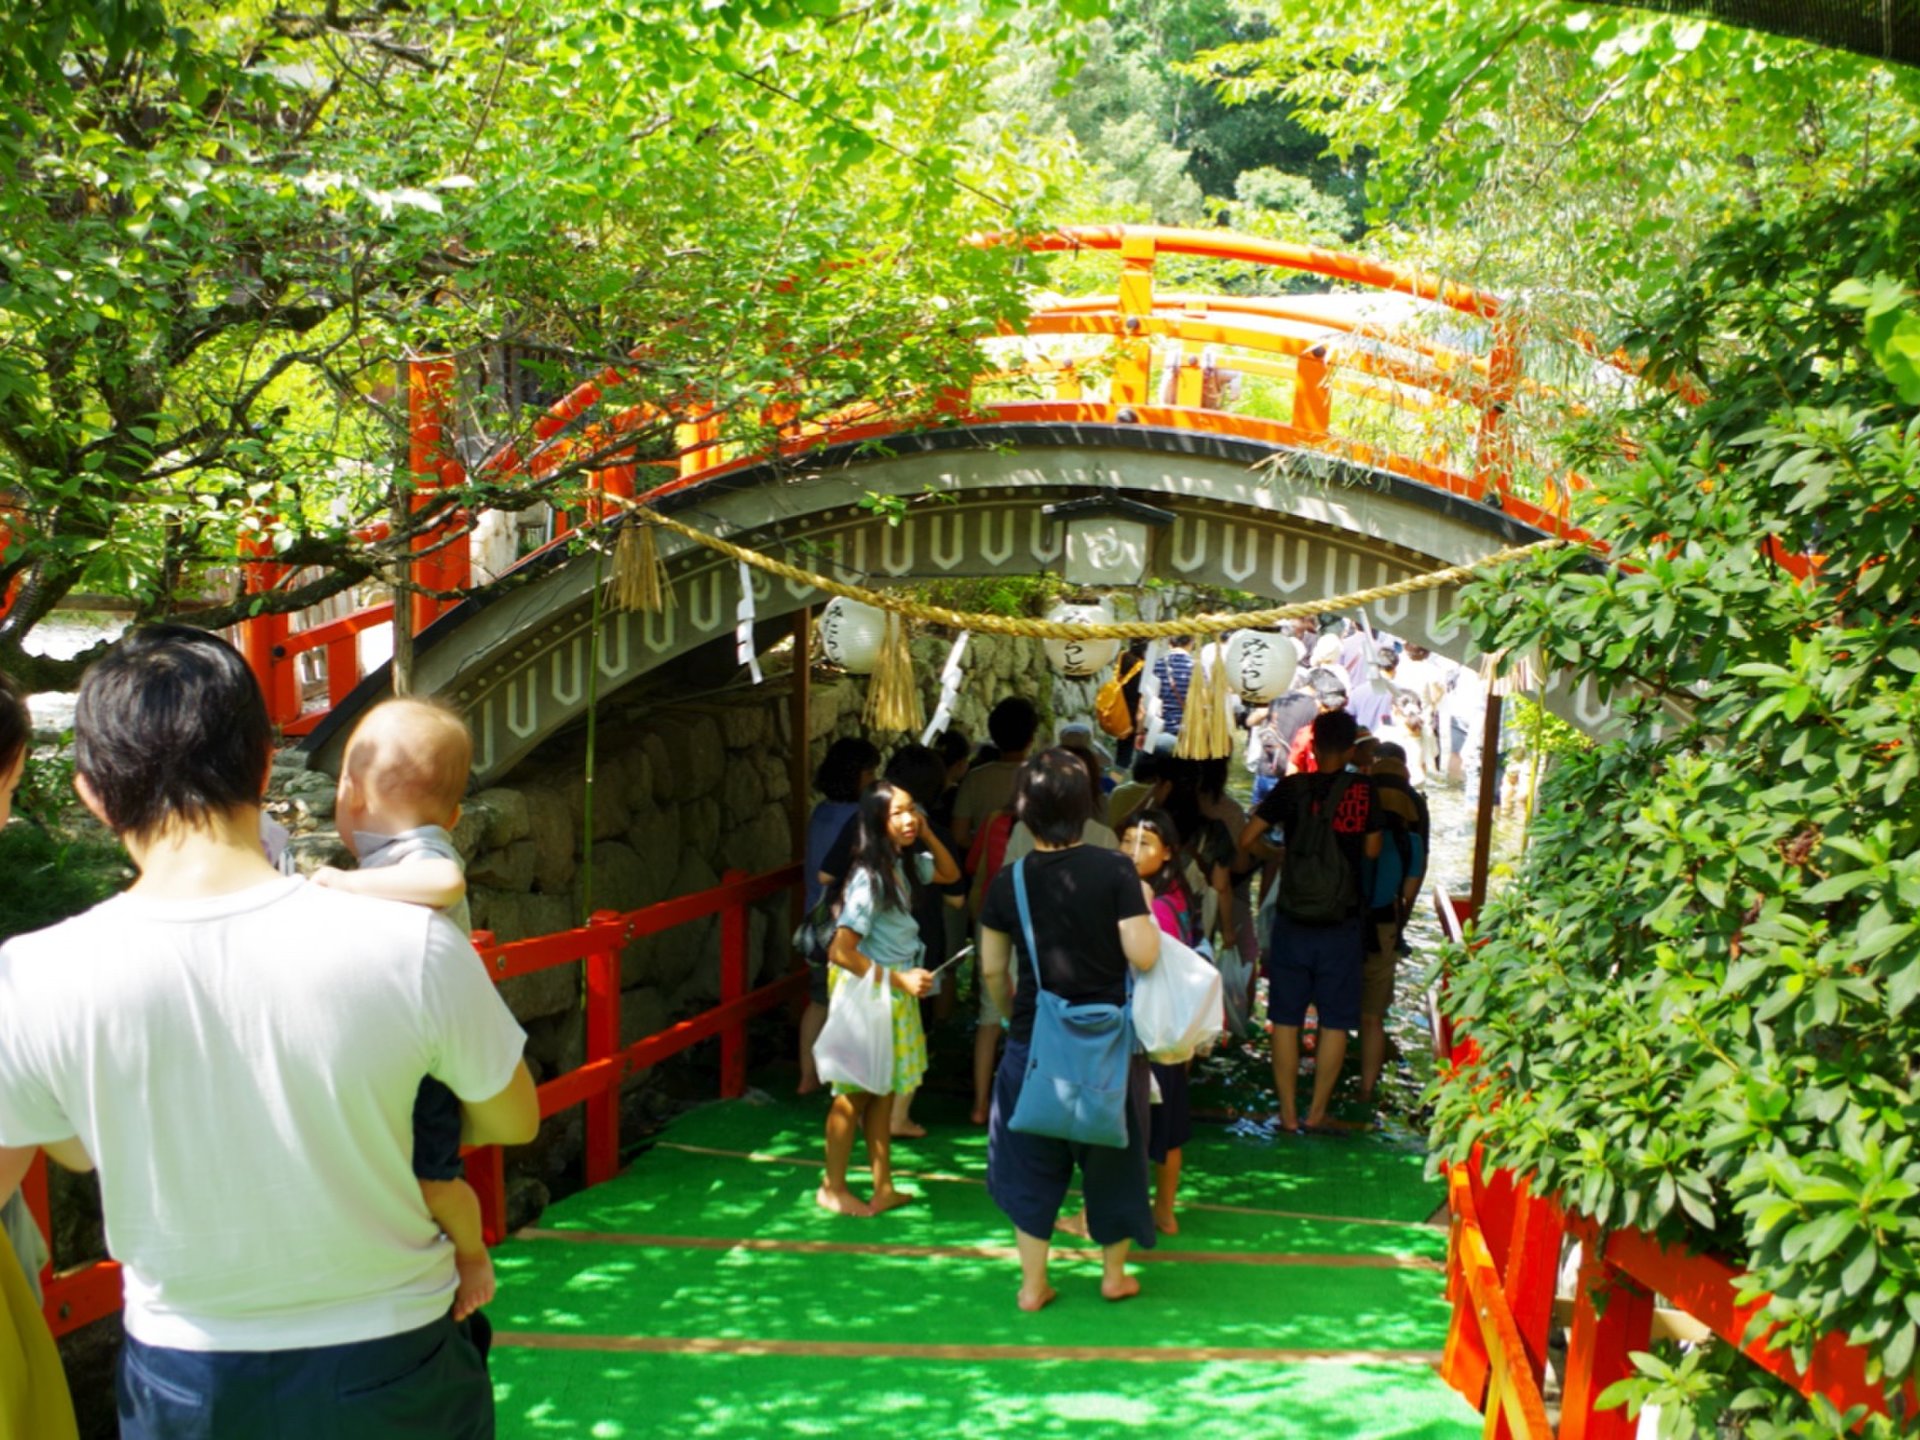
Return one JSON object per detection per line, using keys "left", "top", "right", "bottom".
{"left": 500, "top": 963, "right": 578, "bottom": 1025}
{"left": 657, "top": 713, "right": 725, "bottom": 800}
{"left": 480, "top": 890, "right": 575, "bottom": 946}
{"left": 469, "top": 839, "right": 536, "bottom": 893}
{"left": 578, "top": 841, "right": 647, "bottom": 916}
{"left": 627, "top": 807, "right": 682, "bottom": 892}
{"left": 472, "top": 786, "right": 531, "bottom": 848}
{"left": 720, "top": 704, "right": 771, "bottom": 750}
{"left": 448, "top": 801, "right": 488, "bottom": 859}
{"left": 758, "top": 751, "right": 791, "bottom": 804}
{"left": 808, "top": 682, "right": 850, "bottom": 742}
{"left": 684, "top": 796, "right": 721, "bottom": 859}
{"left": 284, "top": 833, "right": 351, "bottom": 876}
{"left": 641, "top": 733, "right": 673, "bottom": 804}
{"left": 521, "top": 785, "right": 576, "bottom": 893}
{"left": 724, "top": 802, "right": 791, "bottom": 877}
{"left": 561, "top": 769, "right": 630, "bottom": 841}
{"left": 620, "top": 985, "right": 671, "bottom": 1049}
{"left": 612, "top": 749, "right": 656, "bottom": 814}
{"left": 721, "top": 758, "right": 765, "bottom": 827}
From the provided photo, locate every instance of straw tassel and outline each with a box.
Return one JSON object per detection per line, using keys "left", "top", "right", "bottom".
{"left": 863, "top": 612, "right": 924, "bottom": 733}
{"left": 608, "top": 521, "right": 669, "bottom": 612}
{"left": 1175, "top": 645, "right": 1234, "bottom": 760}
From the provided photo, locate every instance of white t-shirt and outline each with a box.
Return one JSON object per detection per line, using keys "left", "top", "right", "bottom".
{"left": 0, "top": 878, "right": 526, "bottom": 1352}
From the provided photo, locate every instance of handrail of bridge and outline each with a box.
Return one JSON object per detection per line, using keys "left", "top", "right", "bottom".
{"left": 237, "top": 224, "right": 1610, "bottom": 731}
{"left": 23, "top": 861, "right": 805, "bottom": 1339}
{"left": 1435, "top": 908, "right": 1910, "bottom": 1435}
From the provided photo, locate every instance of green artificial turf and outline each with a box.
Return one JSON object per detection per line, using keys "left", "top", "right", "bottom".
{"left": 493, "top": 1083, "right": 1471, "bottom": 1439}
{"left": 490, "top": 1236, "right": 1454, "bottom": 1351}
{"left": 532, "top": 1144, "right": 1446, "bottom": 1261}
{"left": 493, "top": 1350, "right": 1483, "bottom": 1440}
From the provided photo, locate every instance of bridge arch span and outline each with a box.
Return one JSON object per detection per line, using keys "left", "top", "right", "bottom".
{"left": 304, "top": 422, "right": 1598, "bottom": 787}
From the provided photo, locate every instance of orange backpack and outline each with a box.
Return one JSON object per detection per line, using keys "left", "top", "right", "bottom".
{"left": 1096, "top": 656, "right": 1143, "bottom": 739}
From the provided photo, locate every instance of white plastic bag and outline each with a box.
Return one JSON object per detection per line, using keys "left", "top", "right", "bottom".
{"left": 813, "top": 965, "right": 895, "bottom": 1094}
{"left": 1217, "top": 942, "right": 1255, "bottom": 1035}
{"left": 1133, "top": 930, "right": 1225, "bottom": 1063}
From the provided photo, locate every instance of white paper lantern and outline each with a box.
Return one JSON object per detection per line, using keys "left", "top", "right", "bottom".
{"left": 818, "top": 596, "right": 889, "bottom": 675}
{"left": 1224, "top": 629, "right": 1299, "bottom": 703}
{"left": 1042, "top": 599, "right": 1122, "bottom": 677}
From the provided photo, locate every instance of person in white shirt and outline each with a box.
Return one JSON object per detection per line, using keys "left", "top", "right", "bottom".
{"left": 0, "top": 626, "right": 537, "bottom": 1439}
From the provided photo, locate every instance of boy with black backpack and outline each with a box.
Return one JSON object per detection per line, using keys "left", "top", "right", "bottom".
{"left": 1238, "top": 709, "right": 1382, "bottom": 1133}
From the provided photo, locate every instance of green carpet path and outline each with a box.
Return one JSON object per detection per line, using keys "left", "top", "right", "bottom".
{"left": 488, "top": 1089, "right": 1480, "bottom": 1439}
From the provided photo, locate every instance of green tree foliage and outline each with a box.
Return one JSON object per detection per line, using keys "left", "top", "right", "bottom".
{"left": 1434, "top": 160, "right": 1920, "bottom": 1436}
{"left": 1204, "top": 2, "right": 1920, "bottom": 320}
{"left": 984, "top": 0, "right": 1358, "bottom": 230}
{"left": 0, "top": 0, "right": 1090, "bottom": 687}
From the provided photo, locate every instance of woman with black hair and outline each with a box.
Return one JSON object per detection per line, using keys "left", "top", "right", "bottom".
{"left": 0, "top": 671, "right": 80, "bottom": 1440}
{"left": 819, "top": 781, "right": 959, "bottom": 1217}
{"left": 979, "top": 749, "right": 1162, "bottom": 1311}
{"left": 798, "top": 737, "right": 880, "bottom": 1095}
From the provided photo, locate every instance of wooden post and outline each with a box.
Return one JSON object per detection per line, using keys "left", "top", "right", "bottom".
{"left": 1500, "top": 1184, "right": 1566, "bottom": 1423}
{"left": 1113, "top": 232, "right": 1155, "bottom": 407}
{"left": 1468, "top": 687, "right": 1503, "bottom": 916}
{"left": 719, "top": 870, "right": 750, "bottom": 1098}
{"left": 464, "top": 1146, "right": 507, "bottom": 1247}
{"left": 327, "top": 636, "right": 360, "bottom": 709}
{"left": 788, "top": 607, "right": 812, "bottom": 940}
{"left": 23, "top": 1152, "right": 52, "bottom": 1296}
{"left": 1292, "top": 346, "right": 1332, "bottom": 436}
{"left": 1560, "top": 1250, "right": 1655, "bottom": 1440}
{"left": 406, "top": 357, "right": 468, "bottom": 634}
{"left": 584, "top": 910, "right": 623, "bottom": 1186}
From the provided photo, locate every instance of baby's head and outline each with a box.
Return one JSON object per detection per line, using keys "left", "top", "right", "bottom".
{"left": 336, "top": 698, "right": 472, "bottom": 849}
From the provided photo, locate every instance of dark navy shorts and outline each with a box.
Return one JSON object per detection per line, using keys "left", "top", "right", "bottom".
{"left": 1267, "top": 913, "right": 1366, "bottom": 1032}
{"left": 413, "top": 1078, "right": 465, "bottom": 1183}
{"left": 986, "top": 1038, "right": 1156, "bottom": 1250}
{"left": 119, "top": 1312, "right": 493, "bottom": 1439}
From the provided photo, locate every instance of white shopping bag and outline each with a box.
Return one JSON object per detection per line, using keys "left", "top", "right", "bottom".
{"left": 1133, "top": 930, "right": 1225, "bottom": 1064}
{"left": 813, "top": 965, "right": 895, "bottom": 1094}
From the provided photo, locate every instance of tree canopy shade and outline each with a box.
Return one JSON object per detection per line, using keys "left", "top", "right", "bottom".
{"left": 0, "top": 0, "right": 1095, "bottom": 688}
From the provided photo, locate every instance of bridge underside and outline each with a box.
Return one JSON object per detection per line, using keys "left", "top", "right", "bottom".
{"left": 306, "top": 423, "right": 1606, "bottom": 786}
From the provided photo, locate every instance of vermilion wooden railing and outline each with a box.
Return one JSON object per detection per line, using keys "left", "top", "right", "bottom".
{"left": 236, "top": 223, "right": 1612, "bottom": 730}
{"left": 23, "top": 861, "right": 804, "bottom": 1338}
{"left": 1434, "top": 893, "right": 1910, "bottom": 1436}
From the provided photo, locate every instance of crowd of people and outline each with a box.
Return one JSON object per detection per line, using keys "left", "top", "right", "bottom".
{"left": 0, "top": 610, "right": 1456, "bottom": 1433}
{"left": 799, "top": 612, "right": 1449, "bottom": 1308}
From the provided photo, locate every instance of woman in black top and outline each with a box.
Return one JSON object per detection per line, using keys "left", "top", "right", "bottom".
{"left": 979, "top": 748, "right": 1163, "bottom": 1312}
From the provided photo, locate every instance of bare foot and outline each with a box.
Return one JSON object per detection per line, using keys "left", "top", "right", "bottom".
{"left": 816, "top": 1184, "right": 873, "bottom": 1217}
{"left": 1303, "top": 1114, "right": 1361, "bottom": 1134}
{"left": 1054, "top": 1210, "right": 1090, "bottom": 1241}
{"left": 453, "top": 1249, "right": 496, "bottom": 1322}
{"left": 1153, "top": 1210, "right": 1180, "bottom": 1236}
{"left": 797, "top": 1077, "right": 821, "bottom": 1096}
{"left": 889, "top": 1120, "right": 928, "bottom": 1139}
{"left": 1101, "top": 1274, "right": 1142, "bottom": 1302}
{"left": 868, "top": 1186, "right": 916, "bottom": 1215}
{"left": 968, "top": 1105, "right": 989, "bottom": 1126}
{"left": 1017, "top": 1285, "right": 1058, "bottom": 1313}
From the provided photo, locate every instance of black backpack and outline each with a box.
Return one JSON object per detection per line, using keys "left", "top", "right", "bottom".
{"left": 1278, "top": 775, "right": 1358, "bottom": 924}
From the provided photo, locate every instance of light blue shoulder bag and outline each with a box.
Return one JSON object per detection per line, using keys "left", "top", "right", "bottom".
{"left": 1007, "top": 858, "right": 1135, "bottom": 1149}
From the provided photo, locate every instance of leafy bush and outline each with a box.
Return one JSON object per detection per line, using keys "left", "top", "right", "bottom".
{"left": 1432, "top": 162, "right": 1920, "bottom": 1435}
{"left": 0, "top": 822, "right": 131, "bottom": 945}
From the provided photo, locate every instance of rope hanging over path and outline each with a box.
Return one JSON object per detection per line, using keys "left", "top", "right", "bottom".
{"left": 584, "top": 490, "right": 1569, "bottom": 639}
